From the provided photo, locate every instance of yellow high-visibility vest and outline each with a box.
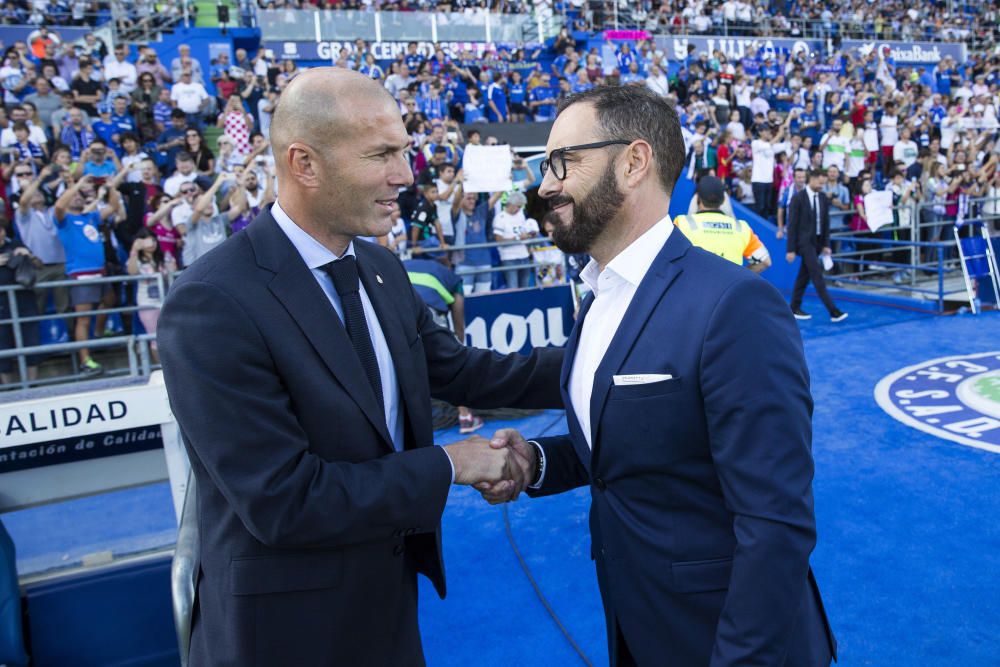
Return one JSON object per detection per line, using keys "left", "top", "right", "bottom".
{"left": 673, "top": 211, "right": 764, "bottom": 265}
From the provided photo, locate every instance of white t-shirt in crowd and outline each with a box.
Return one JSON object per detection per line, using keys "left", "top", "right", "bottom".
{"left": 892, "top": 140, "right": 919, "bottom": 168}
{"left": 170, "top": 81, "right": 209, "bottom": 114}
{"left": 880, "top": 114, "right": 899, "bottom": 146}
{"left": 434, "top": 178, "right": 457, "bottom": 237}
{"left": 122, "top": 152, "right": 149, "bottom": 182}
{"left": 163, "top": 171, "right": 197, "bottom": 196}
{"left": 846, "top": 138, "right": 866, "bottom": 178}
{"left": 820, "top": 133, "right": 850, "bottom": 170}
{"left": 863, "top": 122, "right": 880, "bottom": 152}
{"left": 726, "top": 120, "right": 746, "bottom": 141}
{"left": 750, "top": 139, "right": 788, "bottom": 184}
{"left": 493, "top": 209, "right": 537, "bottom": 261}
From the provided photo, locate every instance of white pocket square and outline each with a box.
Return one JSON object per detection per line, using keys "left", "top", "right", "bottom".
{"left": 613, "top": 373, "right": 674, "bottom": 386}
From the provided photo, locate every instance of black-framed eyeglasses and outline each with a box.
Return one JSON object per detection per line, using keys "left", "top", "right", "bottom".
{"left": 539, "top": 140, "right": 632, "bottom": 181}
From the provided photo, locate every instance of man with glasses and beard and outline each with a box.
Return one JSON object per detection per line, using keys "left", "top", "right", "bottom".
{"left": 477, "top": 85, "right": 837, "bottom": 667}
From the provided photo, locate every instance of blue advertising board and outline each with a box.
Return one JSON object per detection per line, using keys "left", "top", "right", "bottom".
{"left": 261, "top": 39, "right": 527, "bottom": 63}
{"left": 653, "top": 34, "right": 965, "bottom": 66}
{"left": 463, "top": 284, "right": 574, "bottom": 355}
{"left": 654, "top": 35, "right": 824, "bottom": 62}
{"left": 840, "top": 39, "right": 965, "bottom": 65}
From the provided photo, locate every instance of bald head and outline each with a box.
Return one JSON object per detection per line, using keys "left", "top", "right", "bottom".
{"left": 270, "top": 68, "right": 398, "bottom": 174}
{"left": 267, "top": 67, "right": 413, "bottom": 255}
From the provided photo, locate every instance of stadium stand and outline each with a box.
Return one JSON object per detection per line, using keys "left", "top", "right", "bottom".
{"left": 0, "top": 0, "right": 998, "bottom": 388}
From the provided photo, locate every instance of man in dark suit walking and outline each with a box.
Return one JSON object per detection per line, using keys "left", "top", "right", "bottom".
{"left": 786, "top": 168, "right": 848, "bottom": 321}
{"left": 479, "top": 86, "right": 836, "bottom": 666}
{"left": 157, "top": 68, "right": 562, "bottom": 667}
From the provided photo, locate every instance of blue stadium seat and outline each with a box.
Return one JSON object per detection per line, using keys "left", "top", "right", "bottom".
{"left": 0, "top": 519, "right": 28, "bottom": 667}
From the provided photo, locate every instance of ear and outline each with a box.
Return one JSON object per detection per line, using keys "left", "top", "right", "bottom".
{"left": 623, "top": 139, "right": 654, "bottom": 188}
{"left": 286, "top": 142, "right": 320, "bottom": 189}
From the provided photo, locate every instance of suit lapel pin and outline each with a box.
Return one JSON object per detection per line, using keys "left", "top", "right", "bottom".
{"left": 376, "top": 274, "right": 384, "bottom": 285}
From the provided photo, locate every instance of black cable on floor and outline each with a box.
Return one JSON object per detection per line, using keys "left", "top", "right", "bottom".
{"left": 502, "top": 505, "right": 594, "bottom": 666}
{"left": 500, "top": 413, "right": 594, "bottom": 667}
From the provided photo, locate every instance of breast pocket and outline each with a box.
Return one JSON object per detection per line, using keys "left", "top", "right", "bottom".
{"left": 609, "top": 377, "right": 684, "bottom": 401}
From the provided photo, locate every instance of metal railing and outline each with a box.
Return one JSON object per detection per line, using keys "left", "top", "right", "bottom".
{"left": 1, "top": 273, "right": 167, "bottom": 391}
{"left": 1, "top": 236, "right": 574, "bottom": 391}
{"left": 822, "top": 195, "right": 1000, "bottom": 310}
{"left": 406, "top": 234, "right": 570, "bottom": 285}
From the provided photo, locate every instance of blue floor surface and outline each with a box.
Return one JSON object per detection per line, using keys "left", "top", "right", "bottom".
{"left": 6, "top": 299, "right": 1000, "bottom": 665}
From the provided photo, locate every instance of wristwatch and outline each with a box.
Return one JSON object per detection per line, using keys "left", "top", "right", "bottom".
{"left": 526, "top": 440, "right": 544, "bottom": 487}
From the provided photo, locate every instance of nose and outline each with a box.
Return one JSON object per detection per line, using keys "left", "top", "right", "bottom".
{"left": 390, "top": 152, "right": 414, "bottom": 189}
{"left": 537, "top": 162, "right": 561, "bottom": 200}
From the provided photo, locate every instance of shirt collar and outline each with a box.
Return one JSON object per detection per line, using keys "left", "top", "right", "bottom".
{"left": 580, "top": 215, "right": 673, "bottom": 295}
{"left": 272, "top": 199, "right": 354, "bottom": 270}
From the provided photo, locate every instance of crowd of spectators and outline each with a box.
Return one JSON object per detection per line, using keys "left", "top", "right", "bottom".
{"left": 254, "top": 0, "right": 999, "bottom": 50}
{"left": 0, "top": 33, "right": 280, "bottom": 381}
{"left": 4, "top": 2, "right": 1000, "bottom": 382}
{"left": 356, "top": 34, "right": 1000, "bottom": 277}
{"left": 555, "top": 0, "right": 999, "bottom": 46}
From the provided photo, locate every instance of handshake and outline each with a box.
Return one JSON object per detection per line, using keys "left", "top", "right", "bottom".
{"left": 443, "top": 429, "right": 536, "bottom": 504}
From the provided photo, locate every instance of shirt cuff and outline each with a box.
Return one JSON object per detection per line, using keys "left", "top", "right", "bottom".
{"left": 441, "top": 446, "right": 456, "bottom": 485}
{"left": 527, "top": 440, "right": 547, "bottom": 490}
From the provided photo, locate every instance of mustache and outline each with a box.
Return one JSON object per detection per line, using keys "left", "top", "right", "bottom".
{"left": 547, "top": 195, "right": 575, "bottom": 209}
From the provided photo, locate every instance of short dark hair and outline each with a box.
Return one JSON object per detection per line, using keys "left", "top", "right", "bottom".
{"left": 176, "top": 151, "right": 194, "bottom": 163}
{"left": 11, "top": 121, "right": 28, "bottom": 133}
{"left": 808, "top": 168, "right": 826, "bottom": 180}
{"left": 556, "top": 85, "right": 685, "bottom": 195}
{"left": 170, "top": 108, "right": 187, "bottom": 119}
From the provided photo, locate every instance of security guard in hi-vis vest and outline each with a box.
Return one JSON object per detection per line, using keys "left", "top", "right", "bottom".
{"left": 675, "top": 176, "right": 771, "bottom": 273}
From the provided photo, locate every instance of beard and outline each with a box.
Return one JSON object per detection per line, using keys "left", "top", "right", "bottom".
{"left": 548, "top": 161, "right": 625, "bottom": 255}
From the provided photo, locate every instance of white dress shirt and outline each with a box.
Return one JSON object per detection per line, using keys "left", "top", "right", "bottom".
{"left": 808, "top": 187, "right": 821, "bottom": 235}
{"left": 530, "top": 215, "right": 673, "bottom": 488}
{"left": 272, "top": 201, "right": 404, "bottom": 452}
{"left": 569, "top": 216, "right": 673, "bottom": 449}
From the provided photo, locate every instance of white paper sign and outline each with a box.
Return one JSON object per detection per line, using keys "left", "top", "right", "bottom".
{"left": 863, "top": 190, "right": 895, "bottom": 232}
{"left": 461, "top": 145, "right": 513, "bottom": 194}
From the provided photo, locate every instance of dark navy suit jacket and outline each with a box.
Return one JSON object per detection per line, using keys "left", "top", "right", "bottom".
{"left": 157, "top": 207, "right": 563, "bottom": 667}
{"left": 530, "top": 230, "right": 836, "bottom": 666}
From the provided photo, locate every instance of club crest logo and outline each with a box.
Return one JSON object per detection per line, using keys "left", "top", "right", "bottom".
{"left": 875, "top": 352, "right": 1000, "bottom": 454}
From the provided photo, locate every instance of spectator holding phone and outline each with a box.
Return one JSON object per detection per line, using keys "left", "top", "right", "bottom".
{"left": 127, "top": 227, "right": 176, "bottom": 362}
{"left": 15, "top": 163, "right": 69, "bottom": 317}
{"left": 76, "top": 138, "right": 121, "bottom": 180}
{"left": 53, "top": 175, "right": 124, "bottom": 376}
{"left": 180, "top": 172, "right": 245, "bottom": 266}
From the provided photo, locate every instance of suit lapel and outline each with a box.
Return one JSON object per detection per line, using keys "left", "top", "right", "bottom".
{"left": 561, "top": 291, "right": 595, "bottom": 473}
{"left": 248, "top": 210, "right": 394, "bottom": 450}
{"left": 355, "top": 245, "right": 426, "bottom": 446}
{"left": 588, "top": 230, "right": 690, "bottom": 460}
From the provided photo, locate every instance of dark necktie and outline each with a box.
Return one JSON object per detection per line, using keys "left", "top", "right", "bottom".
{"left": 811, "top": 193, "right": 820, "bottom": 236}
{"left": 323, "top": 256, "right": 384, "bottom": 415}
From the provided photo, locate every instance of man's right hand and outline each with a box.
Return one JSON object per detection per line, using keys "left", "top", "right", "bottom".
{"left": 444, "top": 435, "right": 517, "bottom": 486}
{"left": 474, "top": 428, "right": 536, "bottom": 504}
{"left": 786, "top": 252, "right": 796, "bottom": 263}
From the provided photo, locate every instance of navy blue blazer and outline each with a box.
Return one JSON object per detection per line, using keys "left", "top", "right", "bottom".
{"left": 157, "top": 207, "right": 563, "bottom": 667}
{"left": 530, "top": 230, "right": 836, "bottom": 666}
